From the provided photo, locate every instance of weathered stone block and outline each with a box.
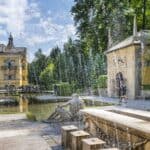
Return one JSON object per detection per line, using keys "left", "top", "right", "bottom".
{"left": 81, "top": 108, "right": 150, "bottom": 150}
{"left": 71, "top": 130, "right": 90, "bottom": 150}
{"left": 61, "top": 125, "right": 78, "bottom": 149}
{"left": 82, "top": 138, "right": 105, "bottom": 150}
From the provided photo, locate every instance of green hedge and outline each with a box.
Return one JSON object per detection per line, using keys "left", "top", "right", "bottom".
{"left": 143, "top": 85, "right": 150, "bottom": 90}
{"left": 55, "top": 82, "right": 74, "bottom": 96}
{"left": 97, "top": 75, "right": 107, "bottom": 88}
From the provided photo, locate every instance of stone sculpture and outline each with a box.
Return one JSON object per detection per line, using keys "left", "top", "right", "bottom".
{"left": 47, "top": 93, "right": 84, "bottom": 122}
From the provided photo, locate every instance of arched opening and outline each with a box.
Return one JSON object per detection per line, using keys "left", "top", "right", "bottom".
{"left": 116, "top": 72, "right": 126, "bottom": 98}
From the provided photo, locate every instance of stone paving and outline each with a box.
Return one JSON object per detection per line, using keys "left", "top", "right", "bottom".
{"left": 0, "top": 114, "right": 63, "bottom": 150}
{"left": 81, "top": 96, "right": 150, "bottom": 111}
{"left": 0, "top": 96, "right": 149, "bottom": 150}
{"left": 0, "top": 113, "right": 83, "bottom": 150}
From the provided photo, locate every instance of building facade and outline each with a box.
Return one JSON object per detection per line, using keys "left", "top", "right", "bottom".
{"left": 106, "top": 31, "right": 150, "bottom": 99}
{"left": 0, "top": 34, "right": 28, "bottom": 89}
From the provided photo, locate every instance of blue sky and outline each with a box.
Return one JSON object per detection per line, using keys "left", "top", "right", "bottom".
{"left": 0, "top": 0, "right": 75, "bottom": 62}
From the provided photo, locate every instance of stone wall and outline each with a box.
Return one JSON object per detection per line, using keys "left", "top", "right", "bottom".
{"left": 107, "top": 44, "right": 141, "bottom": 99}
{"left": 82, "top": 108, "right": 150, "bottom": 150}
{"left": 0, "top": 53, "right": 28, "bottom": 89}
{"left": 142, "top": 45, "right": 150, "bottom": 85}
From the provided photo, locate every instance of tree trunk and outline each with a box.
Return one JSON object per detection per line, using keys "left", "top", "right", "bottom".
{"left": 142, "top": 0, "right": 147, "bottom": 29}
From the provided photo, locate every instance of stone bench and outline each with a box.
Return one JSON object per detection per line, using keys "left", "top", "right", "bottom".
{"left": 82, "top": 138, "right": 105, "bottom": 150}
{"left": 71, "top": 130, "right": 90, "bottom": 150}
{"left": 61, "top": 125, "right": 78, "bottom": 149}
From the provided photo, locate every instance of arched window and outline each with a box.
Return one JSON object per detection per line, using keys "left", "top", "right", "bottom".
{"left": 4, "top": 59, "right": 15, "bottom": 69}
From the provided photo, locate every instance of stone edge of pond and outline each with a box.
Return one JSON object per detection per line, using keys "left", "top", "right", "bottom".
{"left": 0, "top": 98, "right": 18, "bottom": 106}
{"left": 32, "top": 96, "right": 71, "bottom": 103}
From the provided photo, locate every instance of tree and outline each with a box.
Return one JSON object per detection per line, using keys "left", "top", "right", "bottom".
{"left": 40, "top": 63, "right": 55, "bottom": 90}
{"left": 28, "top": 48, "right": 48, "bottom": 86}
{"left": 28, "top": 0, "right": 150, "bottom": 92}
{"left": 49, "top": 46, "right": 61, "bottom": 61}
{"left": 48, "top": 46, "right": 61, "bottom": 82}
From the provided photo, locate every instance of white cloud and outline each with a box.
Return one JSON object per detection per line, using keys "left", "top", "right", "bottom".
{"left": 26, "top": 16, "right": 76, "bottom": 47}
{"left": 0, "top": 0, "right": 28, "bottom": 36}
{"left": 25, "top": 2, "right": 41, "bottom": 19}
{"left": 0, "top": 0, "right": 76, "bottom": 61}
{"left": 26, "top": 35, "right": 56, "bottom": 46}
{"left": 0, "top": 26, "right": 7, "bottom": 36}
{"left": 0, "top": 0, "right": 41, "bottom": 36}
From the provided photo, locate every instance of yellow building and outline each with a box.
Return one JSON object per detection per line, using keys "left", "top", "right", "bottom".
{"left": 0, "top": 34, "right": 28, "bottom": 89}
{"left": 106, "top": 30, "right": 150, "bottom": 99}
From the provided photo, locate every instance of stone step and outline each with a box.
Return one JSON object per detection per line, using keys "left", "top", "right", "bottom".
{"left": 61, "top": 125, "right": 78, "bottom": 149}
{"left": 82, "top": 138, "right": 105, "bottom": 150}
{"left": 70, "top": 130, "right": 90, "bottom": 150}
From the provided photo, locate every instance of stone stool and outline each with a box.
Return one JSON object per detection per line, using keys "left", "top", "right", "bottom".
{"left": 71, "top": 130, "right": 90, "bottom": 150}
{"left": 61, "top": 125, "right": 78, "bottom": 149}
{"left": 82, "top": 138, "right": 105, "bottom": 150}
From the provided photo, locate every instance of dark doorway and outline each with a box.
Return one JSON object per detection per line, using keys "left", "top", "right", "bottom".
{"left": 116, "top": 72, "right": 126, "bottom": 97}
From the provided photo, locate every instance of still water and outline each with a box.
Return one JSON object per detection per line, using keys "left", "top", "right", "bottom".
{"left": 0, "top": 95, "right": 64, "bottom": 120}
{"left": 0, "top": 95, "right": 107, "bottom": 121}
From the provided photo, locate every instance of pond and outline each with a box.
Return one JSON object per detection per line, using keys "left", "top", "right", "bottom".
{"left": 0, "top": 95, "right": 66, "bottom": 120}
{"left": 0, "top": 94, "right": 109, "bottom": 121}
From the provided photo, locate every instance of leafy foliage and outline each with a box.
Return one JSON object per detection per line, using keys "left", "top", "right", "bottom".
{"left": 28, "top": 0, "right": 150, "bottom": 94}
{"left": 55, "top": 82, "right": 74, "bottom": 96}
{"left": 143, "top": 85, "right": 150, "bottom": 90}
{"left": 39, "top": 63, "right": 55, "bottom": 90}
{"left": 97, "top": 75, "right": 107, "bottom": 88}
{"left": 28, "top": 49, "right": 48, "bottom": 85}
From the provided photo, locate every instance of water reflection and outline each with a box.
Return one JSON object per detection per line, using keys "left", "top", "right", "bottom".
{"left": 0, "top": 95, "right": 64, "bottom": 120}
{"left": 19, "top": 95, "right": 28, "bottom": 113}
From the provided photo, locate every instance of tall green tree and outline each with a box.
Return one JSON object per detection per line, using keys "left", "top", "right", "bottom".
{"left": 28, "top": 0, "right": 150, "bottom": 92}
{"left": 40, "top": 63, "right": 55, "bottom": 90}
{"left": 48, "top": 46, "right": 61, "bottom": 82}
{"left": 28, "top": 48, "right": 48, "bottom": 85}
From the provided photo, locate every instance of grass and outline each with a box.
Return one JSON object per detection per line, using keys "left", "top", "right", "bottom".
{"left": 26, "top": 112, "right": 36, "bottom": 121}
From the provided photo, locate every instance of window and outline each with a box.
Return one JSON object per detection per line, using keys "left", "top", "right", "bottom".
{"left": 4, "top": 75, "right": 16, "bottom": 80}
{"left": 4, "top": 75, "right": 7, "bottom": 80}
{"left": 8, "top": 62, "right": 12, "bottom": 69}
{"left": 4, "top": 59, "right": 15, "bottom": 69}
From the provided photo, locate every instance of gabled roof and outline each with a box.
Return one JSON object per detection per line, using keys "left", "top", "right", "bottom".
{"left": 106, "top": 30, "right": 150, "bottom": 54}
{"left": 106, "top": 35, "right": 141, "bottom": 54}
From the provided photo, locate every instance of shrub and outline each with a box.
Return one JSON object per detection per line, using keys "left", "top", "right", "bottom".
{"left": 26, "top": 112, "right": 36, "bottom": 121}
{"left": 75, "top": 88, "right": 84, "bottom": 94}
{"left": 143, "top": 85, "right": 150, "bottom": 90}
{"left": 55, "top": 82, "right": 74, "bottom": 96}
{"left": 97, "top": 75, "right": 107, "bottom": 88}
